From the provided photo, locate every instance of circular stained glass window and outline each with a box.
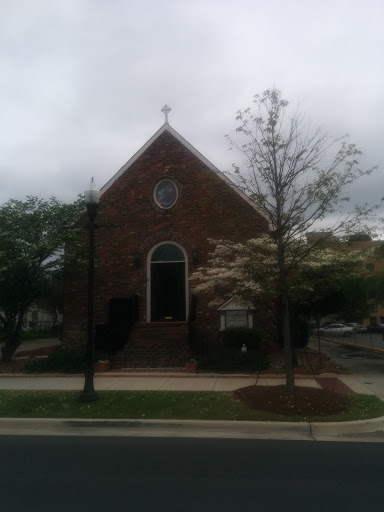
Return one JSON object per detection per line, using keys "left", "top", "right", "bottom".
{"left": 154, "top": 180, "right": 178, "bottom": 209}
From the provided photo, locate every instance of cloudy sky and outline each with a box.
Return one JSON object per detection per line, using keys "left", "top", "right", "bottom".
{"left": 1, "top": 0, "right": 383, "bottom": 220}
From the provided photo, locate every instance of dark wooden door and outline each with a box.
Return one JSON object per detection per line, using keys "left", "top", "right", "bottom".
{"left": 151, "top": 261, "right": 186, "bottom": 321}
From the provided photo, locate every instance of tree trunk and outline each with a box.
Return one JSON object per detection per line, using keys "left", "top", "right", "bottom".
{"left": 282, "top": 295, "right": 295, "bottom": 390}
{"left": 277, "top": 239, "right": 295, "bottom": 390}
{"left": 1, "top": 313, "right": 24, "bottom": 363}
{"left": 1, "top": 336, "right": 21, "bottom": 363}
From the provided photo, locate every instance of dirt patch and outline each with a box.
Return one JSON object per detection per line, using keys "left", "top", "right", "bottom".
{"left": 234, "top": 385, "right": 350, "bottom": 416}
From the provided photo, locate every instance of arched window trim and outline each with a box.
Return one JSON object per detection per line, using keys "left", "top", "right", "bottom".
{"left": 151, "top": 243, "right": 185, "bottom": 263}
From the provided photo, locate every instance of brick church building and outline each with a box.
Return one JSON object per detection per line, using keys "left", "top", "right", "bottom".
{"left": 62, "top": 108, "right": 270, "bottom": 367}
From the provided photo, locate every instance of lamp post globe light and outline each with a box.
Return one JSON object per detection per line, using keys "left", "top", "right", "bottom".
{"left": 80, "top": 178, "right": 100, "bottom": 402}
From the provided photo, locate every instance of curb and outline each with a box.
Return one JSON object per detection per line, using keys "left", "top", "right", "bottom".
{"left": 0, "top": 416, "right": 383, "bottom": 440}
{"left": 311, "top": 415, "right": 384, "bottom": 437}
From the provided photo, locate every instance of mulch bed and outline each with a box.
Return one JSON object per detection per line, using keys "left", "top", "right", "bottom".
{"left": 263, "top": 349, "right": 342, "bottom": 375}
{"left": 234, "top": 385, "right": 350, "bottom": 416}
{"left": 0, "top": 359, "right": 30, "bottom": 374}
{"left": 0, "top": 346, "right": 59, "bottom": 374}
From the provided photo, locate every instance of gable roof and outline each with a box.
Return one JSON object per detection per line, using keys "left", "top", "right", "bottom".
{"left": 217, "top": 297, "right": 255, "bottom": 311}
{"left": 100, "top": 123, "right": 270, "bottom": 225}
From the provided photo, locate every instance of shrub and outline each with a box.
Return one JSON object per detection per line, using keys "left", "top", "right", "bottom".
{"left": 24, "top": 348, "right": 112, "bottom": 373}
{"left": 200, "top": 347, "right": 268, "bottom": 372}
{"left": 291, "top": 315, "right": 310, "bottom": 347}
{"left": 221, "top": 327, "right": 262, "bottom": 350}
{"left": 24, "top": 349, "right": 87, "bottom": 373}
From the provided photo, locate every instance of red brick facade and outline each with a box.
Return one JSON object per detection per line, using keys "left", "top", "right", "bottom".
{"left": 62, "top": 124, "right": 269, "bottom": 366}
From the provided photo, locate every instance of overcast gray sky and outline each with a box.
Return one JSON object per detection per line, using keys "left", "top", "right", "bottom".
{"left": 1, "top": 0, "right": 383, "bottom": 220}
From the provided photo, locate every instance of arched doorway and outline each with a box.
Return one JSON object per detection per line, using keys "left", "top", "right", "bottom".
{"left": 148, "top": 243, "right": 187, "bottom": 322}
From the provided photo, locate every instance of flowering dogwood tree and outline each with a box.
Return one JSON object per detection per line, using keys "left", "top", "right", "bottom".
{"left": 200, "top": 89, "right": 377, "bottom": 389}
{"left": 192, "top": 237, "right": 367, "bottom": 309}
{"left": 192, "top": 237, "right": 368, "bottom": 380}
{"left": 192, "top": 235, "right": 278, "bottom": 307}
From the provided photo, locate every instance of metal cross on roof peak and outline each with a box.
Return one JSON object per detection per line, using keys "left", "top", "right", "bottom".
{"left": 161, "top": 104, "right": 171, "bottom": 124}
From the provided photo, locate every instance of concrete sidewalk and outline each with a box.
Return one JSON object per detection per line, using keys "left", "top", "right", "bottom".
{"left": 0, "top": 373, "right": 313, "bottom": 392}
{"left": 0, "top": 371, "right": 383, "bottom": 398}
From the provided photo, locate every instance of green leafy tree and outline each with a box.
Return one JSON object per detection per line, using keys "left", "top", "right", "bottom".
{"left": 33, "top": 270, "right": 65, "bottom": 333}
{"left": 292, "top": 248, "right": 371, "bottom": 321}
{"left": 0, "top": 196, "right": 83, "bottom": 362}
{"left": 347, "top": 233, "right": 372, "bottom": 242}
{"left": 366, "top": 273, "right": 384, "bottom": 305}
{"left": 221, "top": 89, "right": 377, "bottom": 389}
{"left": 334, "top": 277, "right": 371, "bottom": 322}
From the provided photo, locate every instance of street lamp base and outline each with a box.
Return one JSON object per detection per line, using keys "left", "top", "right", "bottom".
{"left": 79, "top": 369, "right": 99, "bottom": 402}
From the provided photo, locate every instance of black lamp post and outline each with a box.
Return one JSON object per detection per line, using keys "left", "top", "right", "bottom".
{"left": 80, "top": 178, "right": 100, "bottom": 402}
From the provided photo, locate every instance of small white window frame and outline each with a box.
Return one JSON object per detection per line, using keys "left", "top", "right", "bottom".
{"left": 153, "top": 179, "right": 178, "bottom": 209}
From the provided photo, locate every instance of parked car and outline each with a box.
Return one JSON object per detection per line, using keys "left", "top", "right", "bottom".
{"left": 317, "top": 323, "right": 354, "bottom": 337}
{"left": 345, "top": 323, "right": 368, "bottom": 333}
{"left": 367, "top": 324, "right": 384, "bottom": 333}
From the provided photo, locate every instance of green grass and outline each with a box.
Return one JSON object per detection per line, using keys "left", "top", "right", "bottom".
{"left": 0, "top": 390, "right": 383, "bottom": 422}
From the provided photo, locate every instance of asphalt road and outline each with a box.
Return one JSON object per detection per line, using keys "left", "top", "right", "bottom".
{"left": 1, "top": 436, "right": 383, "bottom": 512}
{"left": 313, "top": 331, "right": 384, "bottom": 350}
{"left": 309, "top": 338, "right": 384, "bottom": 375}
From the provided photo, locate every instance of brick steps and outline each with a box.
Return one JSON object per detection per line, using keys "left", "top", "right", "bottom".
{"left": 112, "top": 322, "right": 192, "bottom": 368}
